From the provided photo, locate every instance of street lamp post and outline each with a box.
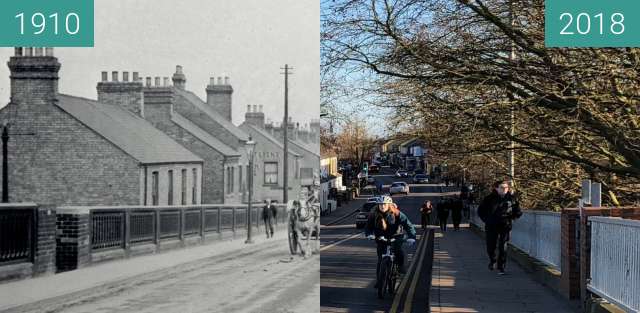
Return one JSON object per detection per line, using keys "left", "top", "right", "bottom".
{"left": 245, "top": 136, "right": 256, "bottom": 244}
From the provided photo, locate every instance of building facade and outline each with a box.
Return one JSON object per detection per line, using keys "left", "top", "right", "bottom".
{"left": 0, "top": 48, "right": 203, "bottom": 206}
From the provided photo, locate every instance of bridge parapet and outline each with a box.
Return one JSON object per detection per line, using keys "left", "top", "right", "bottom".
{"left": 0, "top": 203, "right": 56, "bottom": 282}
{"left": 588, "top": 216, "right": 640, "bottom": 312}
{"left": 56, "top": 204, "right": 288, "bottom": 271}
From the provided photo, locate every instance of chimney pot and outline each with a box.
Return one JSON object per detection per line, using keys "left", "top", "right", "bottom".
{"left": 259, "top": 105, "right": 263, "bottom": 113}
{"left": 146, "top": 77, "right": 152, "bottom": 87}
{"left": 210, "top": 77, "right": 215, "bottom": 86}
{"left": 176, "top": 65, "right": 183, "bottom": 74}
{"left": 164, "top": 77, "right": 169, "bottom": 86}
{"left": 34, "top": 48, "right": 43, "bottom": 56}
{"left": 14, "top": 47, "right": 23, "bottom": 56}
{"left": 133, "top": 72, "right": 140, "bottom": 82}
{"left": 25, "top": 47, "right": 33, "bottom": 56}
{"left": 253, "top": 105, "right": 257, "bottom": 113}
{"left": 101, "top": 71, "right": 108, "bottom": 82}
{"left": 224, "top": 76, "right": 229, "bottom": 85}
{"left": 217, "top": 77, "right": 222, "bottom": 85}
{"left": 112, "top": 71, "right": 119, "bottom": 82}
{"left": 247, "top": 105, "right": 251, "bottom": 113}
{"left": 123, "top": 71, "right": 129, "bottom": 82}
{"left": 45, "top": 47, "right": 53, "bottom": 56}
{"left": 155, "top": 77, "right": 161, "bottom": 87}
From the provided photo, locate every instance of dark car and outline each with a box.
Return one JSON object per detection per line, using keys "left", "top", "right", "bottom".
{"left": 413, "top": 169, "right": 425, "bottom": 175}
{"left": 369, "top": 164, "right": 380, "bottom": 173}
{"left": 413, "top": 174, "right": 429, "bottom": 184}
{"left": 355, "top": 202, "right": 378, "bottom": 228}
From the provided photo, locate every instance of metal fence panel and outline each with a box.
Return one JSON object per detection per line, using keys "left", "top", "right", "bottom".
{"left": 511, "top": 211, "right": 561, "bottom": 270}
{"left": 0, "top": 209, "right": 33, "bottom": 264}
{"left": 588, "top": 217, "right": 640, "bottom": 312}
{"left": 91, "top": 211, "right": 125, "bottom": 250}
{"left": 159, "top": 210, "right": 180, "bottom": 239}
{"left": 129, "top": 210, "right": 155, "bottom": 244}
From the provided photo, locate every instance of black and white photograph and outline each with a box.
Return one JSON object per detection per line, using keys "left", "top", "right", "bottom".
{"left": 0, "top": 1, "right": 320, "bottom": 312}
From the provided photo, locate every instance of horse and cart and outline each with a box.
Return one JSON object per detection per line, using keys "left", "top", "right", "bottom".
{"left": 287, "top": 196, "right": 320, "bottom": 257}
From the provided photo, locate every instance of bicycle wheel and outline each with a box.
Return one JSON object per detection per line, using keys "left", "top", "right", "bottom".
{"left": 388, "top": 263, "right": 398, "bottom": 295}
{"left": 377, "top": 258, "right": 391, "bottom": 299}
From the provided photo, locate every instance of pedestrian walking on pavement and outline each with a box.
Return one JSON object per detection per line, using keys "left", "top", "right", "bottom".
{"left": 436, "top": 198, "right": 450, "bottom": 232}
{"left": 262, "top": 199, "right": 275, "bottom": 238}
{"left": 451, "top": 196, "right": 464, "bottom": 231}
{"left": 478, "top": 180, "right": 522, "bottom": 275}
{"left": 420, "top": 200, "right": 433, "bottom": 229}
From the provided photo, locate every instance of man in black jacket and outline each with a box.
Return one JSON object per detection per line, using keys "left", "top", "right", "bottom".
{"left": 477, "top": 180, "right": 522, "bottom": 274}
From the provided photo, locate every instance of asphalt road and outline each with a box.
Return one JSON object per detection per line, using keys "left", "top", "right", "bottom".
{"left": 320, "top": 167, "right": 453, "bottom": 313}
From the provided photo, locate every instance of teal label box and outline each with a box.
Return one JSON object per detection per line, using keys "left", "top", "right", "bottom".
{"left": 546, "top": 0, "right": 640, "bottom": 47}
{"left": 0, "top": 0, "right": 94, "bottom": 47}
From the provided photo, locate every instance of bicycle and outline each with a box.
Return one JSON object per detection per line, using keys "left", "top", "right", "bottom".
{"left": 373, "top": 235, "right": 402, "bottom": 299}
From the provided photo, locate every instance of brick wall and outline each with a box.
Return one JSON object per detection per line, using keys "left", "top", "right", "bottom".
{"left": 0, "top": 90, "right": 141, "bottom": 206}
{"left": 56, "top": 212, "right": 90, "bottom": 271}
{"left": 33, "top": 206, "right": 57, "bottom": 275}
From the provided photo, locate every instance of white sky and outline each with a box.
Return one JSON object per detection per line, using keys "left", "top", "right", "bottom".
{"left": 0, "top": 0, "right": 319, "bottom": 127}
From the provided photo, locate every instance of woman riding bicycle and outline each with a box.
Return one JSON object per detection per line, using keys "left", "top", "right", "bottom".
{"left": 365, "top": 196, "right": 417, "bottom": 285}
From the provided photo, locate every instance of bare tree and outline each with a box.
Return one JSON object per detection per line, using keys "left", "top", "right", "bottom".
{"left": 322, "top": 0, "right": 640, "bottom": 208}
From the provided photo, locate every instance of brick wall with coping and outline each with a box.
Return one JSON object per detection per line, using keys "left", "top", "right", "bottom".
{"left": 55, "top": 212, "right": 90, "bottom": 271}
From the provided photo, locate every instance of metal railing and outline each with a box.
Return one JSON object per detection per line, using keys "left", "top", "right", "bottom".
{"left": 469, "top": 205, "right": 561, "bottom": 271}
{"left": 83, "top": 204, "right": 287, "bottom": 252}
{"left": 0, "top": 205, "right": 36, "bottom": 265}
{"left": 510, "top": 211, "right": 561, "bottom": 270}
{"left": 588, "top": 216, "right": 640, "bottom": 312}
{"left": 469, "top": 204, "right": 483, "bottom": 230}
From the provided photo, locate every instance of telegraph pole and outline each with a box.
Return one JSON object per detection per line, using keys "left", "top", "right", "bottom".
{"left": 508, "top": 0, "right": 516, "bottom": 186}
{"left": 281, "top": 64, "right": 293, "bottom": 203}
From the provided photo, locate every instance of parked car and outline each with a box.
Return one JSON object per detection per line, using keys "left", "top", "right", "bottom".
{"left": 413, "top": 174, "right": 429, "bottom": 184}
{"left": 413, "top": 169, "right": 425, "bottom": 176}
{"left": 367, "top": 176, "right": 376, "bottom": 184}
{"left": 395, "top": 170, "right": 409, "bottom": 177}
{"left": 356, "top": 202, "right": 378, "bottom": 228}
{"left": 389, "top": 182, "right": 410, "bottom": 195}
{"left": 369, "top": 164, "right": 380, "bottom": 173}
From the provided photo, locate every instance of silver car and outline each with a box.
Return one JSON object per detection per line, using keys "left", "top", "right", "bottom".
{"left": 389, "top": 182, "right": 409, "bottom": 195}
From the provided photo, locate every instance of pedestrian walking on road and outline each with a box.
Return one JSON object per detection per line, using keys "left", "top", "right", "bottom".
{"left": 420, "top": 200, "right": 433, "bottom": 229}
{"left": 451, "top": 197, "right": 464, "bottom": 231}
{"left": 436, "top": 198, "right": 450, "bottom": 232}
{"left": 478, "top": 180, "right": 522, "bottom": 275}
{"left": 262, "top": 199, "right": 275, "bottom": 238}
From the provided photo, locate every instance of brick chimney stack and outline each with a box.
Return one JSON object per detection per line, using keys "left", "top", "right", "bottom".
{"left": 96, "top": 70, "right": 144, "bottom": 116}
{"left": 8, "top": 47, "right": 61, "bottom": 104}
{"left": 244, "top": 104, "right": 265, "bottom": 128}
{"left": 206, "top": 74, "right": 233, "bottom": 121}
{"left": 172, "top": 65, "right": 186, "bottom": 90}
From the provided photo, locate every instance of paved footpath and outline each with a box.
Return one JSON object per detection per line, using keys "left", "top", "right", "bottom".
{"left": 430, "top": 224, "right": 577, "bottom": 313}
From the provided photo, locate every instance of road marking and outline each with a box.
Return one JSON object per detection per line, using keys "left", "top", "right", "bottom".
{"left": 389, "top": 232, "right": 427, "bottom": 313}
{"left": 403, "top": 230, "right": 430, "bottom": 312}
{"left": 320, "top": 232, "right": 362, "bottom": 252}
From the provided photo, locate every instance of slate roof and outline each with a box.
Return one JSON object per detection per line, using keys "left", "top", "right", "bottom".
{"left": 171, "top": 112, "right": 239, "bottom": 157}
{"left": 239, "top": 123, "right": 301, "bottom": 157}
{"left": 56, "top": 94, "right": 203, "bottom": 164}
{"left": 288, "top": 139, "right": 320, "bottom": 157}
{"left": 173, "top": 88, "right": 249, "bottom": 141}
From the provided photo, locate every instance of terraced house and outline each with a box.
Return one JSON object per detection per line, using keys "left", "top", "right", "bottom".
{"left": 0, "top": 48, "right": 204, "bottom": 206}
